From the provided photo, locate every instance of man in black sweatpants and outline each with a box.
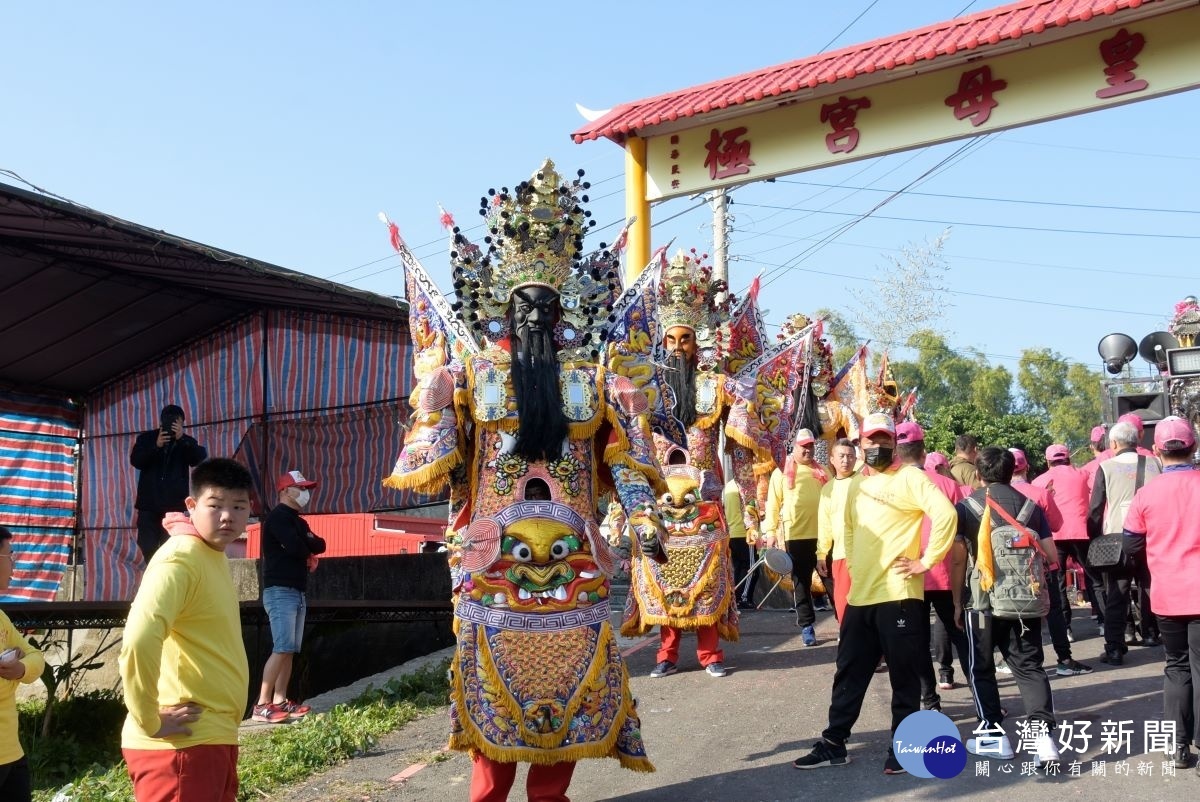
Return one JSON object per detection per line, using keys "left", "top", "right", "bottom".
{"left": 951, "top": 447, "right": 1059, "bottom": 766}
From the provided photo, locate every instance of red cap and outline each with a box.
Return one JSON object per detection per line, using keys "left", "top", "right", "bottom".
{"left": 895, "top": 421, "right": 925, "bottom": 444}
{"left": 277, "top": 470, "right": 318, "bottom": 492}
{"left": 861, "top": 412, "right": 896, "bottom": 438}
{"left": 1154, "top": 416, "right": 1196, "bottom": 450}
{"left": 1090, "top": 425, "right": 1107, "bottom": 444}
{"left": 1008, "top": 448, "right": 1029, "bottom": 473}
{"left": 1117, "top": 413, "right": 1144, "bottom": 436}
{"left": 1045, "top": 444, "right": 1070, "bottom": 463}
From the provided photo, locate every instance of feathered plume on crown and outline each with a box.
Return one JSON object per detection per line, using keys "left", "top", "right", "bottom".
{"left": 442, "top": 159, "right": 621, "bottom": 358}
{"left": 656, "top": 249, "right": 732, "bottom": 355}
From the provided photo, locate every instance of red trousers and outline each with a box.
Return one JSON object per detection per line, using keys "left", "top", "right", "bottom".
{"left": 656, "top": 623, "right": 722, "bottom": 666}
{"left": 831, "top": 558, "right": 851, "bottom": 623}
{"left": 123, "top": 744, "right": 238, "bottom": 802}
{"left": 469, "top": 754, "right": 576, "bottom": 802}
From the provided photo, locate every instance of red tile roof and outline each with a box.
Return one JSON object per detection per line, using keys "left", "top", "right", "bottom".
{"left": 572, "top": 0, "right": 1166, "bottom": 143}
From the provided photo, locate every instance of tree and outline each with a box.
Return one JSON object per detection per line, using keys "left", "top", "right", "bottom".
{"left": 849, "top": 230, "right": 951, "bottom": 352}
{"left": 1017, "top": 348, "right": 1069, "bottom": 417}
{"left": 890, "top": 330, "right": 1012, "bottom": 419}
{"left": 1049, "top": 363, "right": 1104, "bottom": 451}
{"left": 921, "top": 402, "right": 1053, "bottom": 473}
{"left": 1016, "top": 348, "right": 1103, "bottom": 450}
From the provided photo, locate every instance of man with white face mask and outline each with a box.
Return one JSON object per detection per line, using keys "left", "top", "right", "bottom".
{"left": 253, "top": 470, "right": 326, "bottom": 723}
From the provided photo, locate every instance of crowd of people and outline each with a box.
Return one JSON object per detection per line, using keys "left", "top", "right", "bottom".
{"left": 771, "top": 411, "right": 1200, "bottom": 778}
{"left": 3, "top": 160, "right": 1195, "bottom": 802}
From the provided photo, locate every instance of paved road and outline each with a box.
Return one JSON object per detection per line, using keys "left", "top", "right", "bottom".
{"left": 284, "top": 605, "right": 1197, "bottom": 801}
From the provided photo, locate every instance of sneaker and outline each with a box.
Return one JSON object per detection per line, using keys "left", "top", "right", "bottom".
{"left": 937, "top": 671, "right": 954, "bottom": 690}
{"left": 1100, "top": 650, "right": 1124, "bottom": 666}
{"left": 251, "top": 703, "right": 289, "bottom": 724}
{"left": 277, "top": 699, "right": 311, "bottom": 719}
{"left": 921, "top": 700, "right": 942, "bottom": 712}
{"left": 737, "top": 599, "right": 755, "bottom": 610}
{"left": 967, "top": 734, "right": 1015, "bottom": 760}
{"left": 705, "top": 662, "right": 728, "bottom": 678}
{"left": 793, "top": 739, "right": 850, "bottom": 770}
{"left": 1141, "top": 636, "right": 1162, "bottom": 647}
{"left": 875, "top": 659, "right": 888, "bottom": 673}
{"left": 802, "top": 625, "right": 817, "bottom": 647}
{"left": 1173, "top": 745, "right": 1192, "bottom": 769}
{"left": 1056, "top": 659, "right": 1093, "bottom": 676}
{"left": 883, "top": 749, "right": 907, "bottom": 775}
{"left": 649, "top": 660, "right": 677, "bottom": 678}
{"left": 995, "top": 661, "right": 1012, "bottom": 674}
{"left": 1033, "top": 733, "right": 1060, "bottom": 767}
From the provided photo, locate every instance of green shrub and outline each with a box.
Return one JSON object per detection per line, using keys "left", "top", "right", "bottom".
{"left": 38, "top": 659, "right": 451, "bottom": 802}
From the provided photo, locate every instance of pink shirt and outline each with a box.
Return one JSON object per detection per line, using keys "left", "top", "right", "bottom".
{"left": 1013, "top": 480, "right": 1063, "bottom": 534}
{"left": 1124, "top": 468, "right": 1200, "bottom": 617}
{"left": 921, "top": 467, "right": 968, "bottom": 591}
{"left": 1032, "top": 464, "right": 1090, "bottom": 541}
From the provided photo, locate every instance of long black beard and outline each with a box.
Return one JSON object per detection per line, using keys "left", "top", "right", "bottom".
{"left": 666, "top": 352, "right": 697, "bottom": 428}
{"left": 792, "top": 382, "right": 825, "bottom": 438}
{"left": 511, "top": 327, "right": 569, "bottom": 462}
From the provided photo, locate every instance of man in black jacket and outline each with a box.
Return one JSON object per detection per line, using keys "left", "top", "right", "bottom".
{"left": 252, "top": 470, "right": 327, "bottom": 723}
{"left": 128, "top": 404, "right": 207, "bottom": 561}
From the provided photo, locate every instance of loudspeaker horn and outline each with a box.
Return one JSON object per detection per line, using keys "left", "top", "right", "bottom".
{"left": 1139, "top": 331, "right": 1179, "bottom": 370}
{"left": 1097, "top": 333, "right": 1137, "bottom": 375}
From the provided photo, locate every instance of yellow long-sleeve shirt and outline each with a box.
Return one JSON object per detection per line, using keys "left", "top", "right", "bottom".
{"left": 817, "top": 473, "right": 858, "bottom": 562}
{"left": 844, "top": 464, "right": 956, "bottom": 606}
{"left": 763, "top": 467, "right": 822, "bottom": 541}
{"left": 120, "top": 535, "right": 249, "bottom": 750}
{"left": 0, "top": 610, "right": 45, "bottom": 764}
{"left": 723, "top": 480, "right": 747, "bottom": 542}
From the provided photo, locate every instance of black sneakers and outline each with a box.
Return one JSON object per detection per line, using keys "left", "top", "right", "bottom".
{"left": 649, "top": 660, "right": 677, "bottom": 678}
{"left": 883, "top": 749, "right": 907, "bottom": 775}
{"left": 793, "top": 740, "right": 850, "bottom": 769}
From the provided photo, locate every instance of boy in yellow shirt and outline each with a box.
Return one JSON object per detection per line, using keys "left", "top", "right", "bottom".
{"left": 0, "top": 525, "right": 46, "bottom": 802}
{"left": 119, "top": 458, "right": 252, "bottom": 801}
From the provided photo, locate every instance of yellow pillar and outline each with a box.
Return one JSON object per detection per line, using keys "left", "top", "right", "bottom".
{"left": 623, "top": 136, "right": 651, "bottom": 281}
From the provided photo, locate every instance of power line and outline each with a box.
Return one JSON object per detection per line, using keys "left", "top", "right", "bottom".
{"left": 747, "top": 257, "right": 1164, "bottom": 319}
{"left": 736, "top": 202, "right": 1200, "bottom": 240}
{"left": 774, "top": 179, "right": 1200, "bottom": 215}
{"left": 998, "top": 137, "right": 1200, "bottom": 162}
{"left": 817, "top": 0, "right": 880, "bottom": 53}
{"left": 738, "top": 232, "right": 1195, "bottom": 282}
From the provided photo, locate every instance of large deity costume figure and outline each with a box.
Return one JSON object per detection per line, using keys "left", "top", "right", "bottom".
{"left": 791, "top": 324, "right": 859, "bottom": 468}
{"left": 382, "top": 161, "right": 667, "bottom": 800}
{"left": 616, "top": 250, "right": 815, "bottom": 676}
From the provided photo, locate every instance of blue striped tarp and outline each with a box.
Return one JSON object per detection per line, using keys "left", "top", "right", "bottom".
{"left": 0, "top": 389, "right": 80, "bottom": 602}
{"left": 81, "top": 309, "right": 420, "bottom": 600}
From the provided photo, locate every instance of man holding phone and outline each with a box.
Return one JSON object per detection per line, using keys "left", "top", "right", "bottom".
{"left": 129, "top": 404, "right": 208, "bottom": 561}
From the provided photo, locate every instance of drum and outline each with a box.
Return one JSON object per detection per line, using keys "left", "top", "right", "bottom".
{"left": 759, "top": 548, "right": 795, "bottom": 593}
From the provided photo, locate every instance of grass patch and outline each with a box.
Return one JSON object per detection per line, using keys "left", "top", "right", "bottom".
{"left": 37, "top": 659, "right": 450, "bottom": 802}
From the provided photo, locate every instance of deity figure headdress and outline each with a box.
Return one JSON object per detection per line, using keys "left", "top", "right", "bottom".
{"left": 655, "top": 249, "right": 732, "bottom": 367}
{"left": 1170, "top": 296, "right": 1200, "bottom": 348}
{"left": 444, "top": 159, "right": 621, "bottom": 359}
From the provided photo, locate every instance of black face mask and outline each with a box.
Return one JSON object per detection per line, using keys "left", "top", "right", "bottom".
{"left": 863, "top": 445, "right": 894, "bottom": 469}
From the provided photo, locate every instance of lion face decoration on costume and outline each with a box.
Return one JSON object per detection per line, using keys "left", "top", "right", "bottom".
{"left": 461, "top": 501, "right": 610, "bottom": 612}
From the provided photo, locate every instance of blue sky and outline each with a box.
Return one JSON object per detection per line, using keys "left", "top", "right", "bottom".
{"left": 3, "top": 1, "right": 1196, "bottom": 381}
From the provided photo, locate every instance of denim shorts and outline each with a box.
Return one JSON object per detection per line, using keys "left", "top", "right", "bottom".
{"left": 263, "top": 586, "right": 306, "bottom": 653}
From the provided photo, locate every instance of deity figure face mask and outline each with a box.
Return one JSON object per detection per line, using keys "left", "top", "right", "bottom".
{"left": 663, "top": 326, "right": 698, "bottom": 428}
{"left": 509, "top": 285, "right": 569, "bottom": 462}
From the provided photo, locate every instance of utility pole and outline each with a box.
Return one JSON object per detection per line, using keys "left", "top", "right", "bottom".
{"left": 710, "top": 187, "right": 730, "bottom": 294}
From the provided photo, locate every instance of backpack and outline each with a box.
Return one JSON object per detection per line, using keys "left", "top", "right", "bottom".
{"left": 964, "top": 494, "right": 1049, "bottom": 620}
